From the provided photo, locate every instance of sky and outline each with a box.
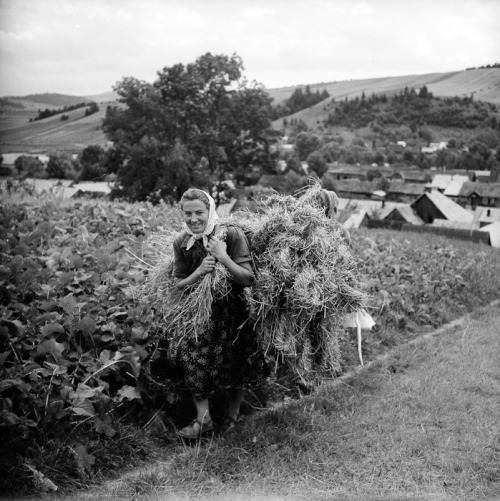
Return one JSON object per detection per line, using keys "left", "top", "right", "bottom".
{"left": 0, "top": 0, "right": 499, "bottom": 97}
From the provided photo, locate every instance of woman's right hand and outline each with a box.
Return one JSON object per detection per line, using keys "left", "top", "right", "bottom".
{"left": 197, "top": 255, "right": 217, "bottom": 278}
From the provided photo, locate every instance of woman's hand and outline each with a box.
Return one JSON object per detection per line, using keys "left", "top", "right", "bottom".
{"left": 206, "top": 236, "right": 228, "bottom": 262}
{"left": 197, "top": 255, "right": 217, "bottom": 278}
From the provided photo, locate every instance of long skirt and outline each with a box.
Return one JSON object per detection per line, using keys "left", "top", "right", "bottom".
{"left": 176, "top": 293, "right": 269, "bottom": 399}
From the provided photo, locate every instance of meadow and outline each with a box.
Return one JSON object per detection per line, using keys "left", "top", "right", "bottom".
{"left": 1, "top": 182, "right": 500, "bottom": 497}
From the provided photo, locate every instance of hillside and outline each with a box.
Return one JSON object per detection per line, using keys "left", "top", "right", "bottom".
{"left": 269, "top": 69, "right": 500, "bottom": 131}
{"left": 266, "top": 68, "right": 500, "bottom": 106}
{"left": 1, "top": 68, "right": 498, "bottom": 154}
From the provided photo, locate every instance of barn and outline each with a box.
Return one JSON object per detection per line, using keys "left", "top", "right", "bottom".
{"left": 411, "top": 191, "right": 474, "bottom": 224}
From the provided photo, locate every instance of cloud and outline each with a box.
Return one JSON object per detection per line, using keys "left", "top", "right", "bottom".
{"left": 0, "top": 0, "right": 499, "bottom": 95}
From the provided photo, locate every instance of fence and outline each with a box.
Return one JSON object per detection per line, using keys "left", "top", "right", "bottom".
{"left": 366, "top": 219, "right": 491, "bottom": 245}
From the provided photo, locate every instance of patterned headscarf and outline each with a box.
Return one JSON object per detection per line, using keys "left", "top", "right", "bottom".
{"left": 182, "top": 189, "right": 219, "bottom": 250}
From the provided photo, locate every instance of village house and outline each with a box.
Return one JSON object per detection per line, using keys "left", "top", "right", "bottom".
{"left": 399, "top": 170, "right": 432, "bottom": 184}
{"left": 335, "top": 179, "right": 378, "bottom": 199}
{"left": 476, "top": 207, "right": 500, "bottom": 228}
{"left": 442, "top": 176, "right": 469, "bottom": 200}
{"left": 458, "top": 182, "right": 500, "bottom": 208}
{"left": 386, "top": 180, "right": 425, "bottom": 203}
{"left": 428, "top": 174, "right": 470, "bottom": 193}
{"left": 474, "top": 170, "right": 493, "bottom": 183}
{"left": 410, "top": 191, "right": 474, "bottom": 224}
{"left": 326, "top": 164, "right": 396, "bottom": 182}
{"left": 381, "top": 204, "right": 424, "bottom": 225}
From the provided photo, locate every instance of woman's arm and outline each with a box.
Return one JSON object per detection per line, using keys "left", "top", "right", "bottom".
{"left": 206, "top": 236, "right": 253, "bottom": 287}
{"left": 175, "top": 255, "right": 217, "bottom": 290}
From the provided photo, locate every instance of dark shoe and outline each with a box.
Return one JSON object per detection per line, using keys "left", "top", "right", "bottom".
{"left": 219, "top": 415, "right": 239, "bottom": 435}
{"left": 178, "top": 418, "right": 214, "bottom": 439}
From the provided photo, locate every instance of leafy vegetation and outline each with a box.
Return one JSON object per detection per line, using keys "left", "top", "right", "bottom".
{"left": 271, "top": 85, "right": 330, "bottom": 120}
{"left": 1, "top": 183, "right": 500, "bottom": 494}
{"left": 323, "top": 86, "right": 498, "bottom": 130}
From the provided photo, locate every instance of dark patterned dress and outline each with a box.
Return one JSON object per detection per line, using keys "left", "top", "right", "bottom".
{"left": 172, "top": 226, "right": 268, "bottom": 399}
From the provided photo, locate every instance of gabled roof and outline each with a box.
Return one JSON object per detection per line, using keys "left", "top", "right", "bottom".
{"left": 459, "top": 182, "right": 500, "bottom": 198}
{"left": 383, "top": 205, "right": 424, "bottom": 224}
{"left": 430, "top": 174, "right": 452, "bottom": 190}
{"left": 343, "top": 210, "right": 369, "bottom": 229}
{"left": 411, "top": 191, "right": 474, "bottom": 222}
{"left": 479, "top": 221, "right": 500, "bottom": 248}
{"left": 443, "top": 176, "right": 468, "bottom": 197}
{"left": 477, "top": 207, "right": 500, "bottom": 225}
{"left": 388, "top": 180, "right": 425, "bottom": 196}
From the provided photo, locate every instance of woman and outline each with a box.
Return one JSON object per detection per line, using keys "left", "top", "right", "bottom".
{"left": 172, "top": 188, "right": 268, "bottom": 439}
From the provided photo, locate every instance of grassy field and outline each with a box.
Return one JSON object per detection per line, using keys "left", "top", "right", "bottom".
{"left": 35, "top": 300, "right": 500, "bottom": 501}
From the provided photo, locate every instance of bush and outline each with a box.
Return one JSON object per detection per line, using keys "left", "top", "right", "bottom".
{"left": 14, "top": 156, "right": 44, "bottom": 177}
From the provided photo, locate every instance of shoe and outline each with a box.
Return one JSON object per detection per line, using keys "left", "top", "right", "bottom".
{"left": 219, "top": 415, "right": 239, "bottom": 435}
{"left": 178, "top": 418, "right": 214, "bottom": 439}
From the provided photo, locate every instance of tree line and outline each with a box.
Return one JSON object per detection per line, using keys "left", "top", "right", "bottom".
{"left": 30, "top": 102, "right": 99, "bottom": 122}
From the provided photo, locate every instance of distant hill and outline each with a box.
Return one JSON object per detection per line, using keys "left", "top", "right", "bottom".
{"left": 1, "top": 68, "right": 498, "bottom": 153}
{"left": 4, "top": 93, "right": 91, "bottom": 107}
{"left": 266, "top": 68, "right": 500, "bottom": 106}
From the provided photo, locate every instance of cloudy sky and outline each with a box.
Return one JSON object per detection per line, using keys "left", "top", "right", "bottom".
{"left": 0, "top": 0, "right": 499, "bottom": 97}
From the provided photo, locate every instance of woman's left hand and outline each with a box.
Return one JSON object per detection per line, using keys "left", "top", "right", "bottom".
{"left": 207, "top": 236, "right": 228, "bottom": 261}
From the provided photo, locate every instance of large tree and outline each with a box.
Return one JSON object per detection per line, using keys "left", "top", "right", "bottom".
{"left": 103, "top": 53, "right": 275, "bottom": 201}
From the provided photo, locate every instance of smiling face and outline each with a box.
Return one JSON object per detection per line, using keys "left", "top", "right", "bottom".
{"left": 182, "top": 199, "right": 209, "bottom": 234}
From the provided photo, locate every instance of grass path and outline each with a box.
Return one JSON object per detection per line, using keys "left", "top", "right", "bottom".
{"left": 17, "top": 302, "right": 500, "bottom": 501}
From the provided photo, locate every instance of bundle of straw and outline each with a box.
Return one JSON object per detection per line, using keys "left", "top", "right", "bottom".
{"left": 232, "top": 186, "right": 366, "bottom": 383}
{"left": 145, "top": 226, "right": 232, "bottom": 352}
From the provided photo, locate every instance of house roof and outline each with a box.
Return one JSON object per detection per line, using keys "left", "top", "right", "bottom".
{"left": 479, "top": 221, "right": 500, "bottom": 249}
{"left": 383, "top": 205, "right": 424, "bottom": 224}
{"left": 411, "top": 191, "right": 474, "bottom": 222}
{"left": 343, "top": 210, "right": 368, "bottom": 229}
{"left": 439, "top": 169, "right": 475, "bottom": 180}
{"left": 430, "top": 174, "right": 452, "bottom": 190}
{"left": 477, "top": 207, "right": 500, "bottom": 225}
{"left": 443, "top": 176, "right": 468, "bottom": 197}
{"left": 336, "top": 179, "right": 378, "bottom": 195}
{"left": 399, "top": 170, "right": 430, "bottom": 183}
{"left": 459, "top": 182, "right": 500, "bottom": 198}
{"left": 388, "top": 180, "right": 426, "bottom": 196}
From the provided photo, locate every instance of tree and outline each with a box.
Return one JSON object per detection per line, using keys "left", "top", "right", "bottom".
{"left": 295, "top": 132, "right": 322, "bottom": 161}
{"left": 103, "top": 53, "right": 274, "bottom": 201}
{"left": 47, "top": 153, "right": 77, "bottom": 179}
{"left": 14, "top": 156, "right": 44, "bottom": 177}
{"left": 80, "top": 145, "right": 105, "bottom": 167}
{"left": 286, "top": 155, "right": 304, "bottom": 175}
{"left": 306, "top": 151, "right": 328, "bottom": 178}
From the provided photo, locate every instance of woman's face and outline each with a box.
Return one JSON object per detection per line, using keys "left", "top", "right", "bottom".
{"left": 182, "top": 199, "right": 209, "bottom": 234}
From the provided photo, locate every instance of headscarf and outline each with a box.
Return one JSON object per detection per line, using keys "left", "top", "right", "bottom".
{"left": 319, "top": 189, "right": 340, "bottom": 219}
{"left": 182, "top": 189, "right": 219, "bottom": 250}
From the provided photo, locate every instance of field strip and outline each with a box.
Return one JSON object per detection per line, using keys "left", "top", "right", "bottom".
{"left": 88, "top": 298, "right": 500, "bottom": 498}
{"left": 266, "top": 297, "right": 500, "bottom": 412}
